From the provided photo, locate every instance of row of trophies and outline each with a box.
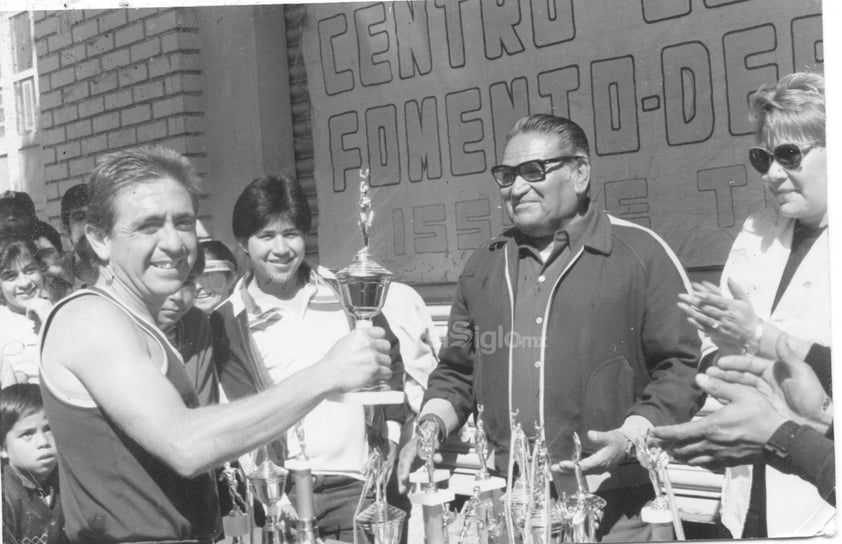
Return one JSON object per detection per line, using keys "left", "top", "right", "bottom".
{"left": 226, "top": 405, "right": 683, "bottom": 544}
{"left": 220, "top": 170, "right": 684, "bottom": 543}
{"left": 406, "top": 407, "right": 685, "bottom": 544}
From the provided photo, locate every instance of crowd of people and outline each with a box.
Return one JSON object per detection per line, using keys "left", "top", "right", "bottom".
{"left": 0, "top": 71, "right": 834, "bottom": 543}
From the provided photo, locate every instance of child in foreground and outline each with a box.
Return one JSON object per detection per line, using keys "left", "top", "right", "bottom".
{"left": 2, "top": 383, "right": 65, "bottom": 543}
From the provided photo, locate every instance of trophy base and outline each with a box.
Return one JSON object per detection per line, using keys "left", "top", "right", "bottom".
{"left": 409, "top": 468, "right": 450, "bottom": 485}
{"left": 409, "top": 488, "right": 456, "bottom": 506}
{"left": 329, "top": 389, "right": 405, "bottom": 405}
{"left": 221, "top": 512, "right": 251, "bottom": 537}
{"left": 355, "top": 504, "right": 407, "bottom": 544}
{"left": 449, "top": 473, "right": 507, "bottom": 495}
{"left": 284, "top": 458, "right": 310, "bottom": 471}
{"left": 641, "top": 501, "right": 674, "bottom": 524}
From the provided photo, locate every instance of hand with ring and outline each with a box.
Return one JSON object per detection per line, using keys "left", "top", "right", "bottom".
{"left": 677, "top": 278, "right": 759, "bottom": 352}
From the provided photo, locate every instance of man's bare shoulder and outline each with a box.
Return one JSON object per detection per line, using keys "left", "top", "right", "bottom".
{"left": 45, "top": 294, "right": 145, "bottom": 354}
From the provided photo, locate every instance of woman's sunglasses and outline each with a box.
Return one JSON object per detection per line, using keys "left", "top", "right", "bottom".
{"left": 748, "top": 142, "right": 819, "bottom": 174}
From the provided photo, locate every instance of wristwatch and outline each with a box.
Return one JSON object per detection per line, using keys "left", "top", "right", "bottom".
{"left": 764, "top": 420, "right": 800, "bottom": 463}
{"left": 416, "top": 414, "right": 446, "bottom": 444}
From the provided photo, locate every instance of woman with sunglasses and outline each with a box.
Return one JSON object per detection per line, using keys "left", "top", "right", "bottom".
{"left": 676, "top": 72, "right": 832, "bottom": 538}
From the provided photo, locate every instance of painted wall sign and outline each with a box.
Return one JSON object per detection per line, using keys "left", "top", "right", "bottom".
{"left": 303, "top": 0, "right": 823, "bottom": 283}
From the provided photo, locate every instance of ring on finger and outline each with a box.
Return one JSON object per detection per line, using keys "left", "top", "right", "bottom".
{"left": 710, "top": 322, "right": 720, "bottom": 331}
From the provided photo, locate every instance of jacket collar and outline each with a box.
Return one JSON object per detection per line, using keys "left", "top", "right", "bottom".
{"left": 493, "top": 201, "right": 613, "bottom": 256}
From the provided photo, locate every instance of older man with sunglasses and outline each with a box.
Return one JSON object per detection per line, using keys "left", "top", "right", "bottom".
{"left": 659, "top": 72, "right": 833, "bottom": 539}
{"left": 397, "top": 113, "right": 703, "bottom": 541}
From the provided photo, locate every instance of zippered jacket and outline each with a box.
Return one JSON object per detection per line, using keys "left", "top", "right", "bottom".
{"left": 424, "top": 208, "right": 704, "bottom": 493}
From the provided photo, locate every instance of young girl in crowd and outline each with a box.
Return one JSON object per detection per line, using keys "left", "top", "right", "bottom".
{"left": 0, "top": 235, "right": 53, "bottom": 385}
{"left": 1, "top": 383, "right": 64, "bottom": 543}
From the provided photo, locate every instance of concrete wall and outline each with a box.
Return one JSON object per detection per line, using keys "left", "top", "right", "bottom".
{"left": 196, "top": 5, "right": 294, "bottom": 252}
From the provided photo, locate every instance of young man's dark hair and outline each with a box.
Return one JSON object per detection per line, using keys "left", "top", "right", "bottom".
{"left": 60, "top": 184, "right": 88, "bottom": 231}
{"left": 231, "top": 175, "right": 311, "bottom": 242}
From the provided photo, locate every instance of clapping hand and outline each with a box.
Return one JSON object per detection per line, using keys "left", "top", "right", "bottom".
{"left": 677, "top": 278, "right": 759, "bottom": 353}
{"left": 650, "top": 334, "right": 831, "bottom": 469}
{"left": 649, "top": 373, "right": 781, "bottom": 470}
{"left": 712, "top": 334, "right": 832, "bottom": 433}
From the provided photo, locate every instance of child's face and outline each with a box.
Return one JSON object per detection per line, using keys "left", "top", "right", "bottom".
{"left": 1, "top": 410, "right": 56, "bottom": 481}
{"left": 0, "top": 257, "right": 44, "bottom": 314}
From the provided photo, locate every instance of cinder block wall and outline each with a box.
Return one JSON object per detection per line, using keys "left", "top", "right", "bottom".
{"left": 33, "top": 8, "right": 207, "bottom": 225}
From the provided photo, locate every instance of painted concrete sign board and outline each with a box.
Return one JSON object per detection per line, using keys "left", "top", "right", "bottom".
{"left": 303, "top": 0, "right": 823, "bottom": 283}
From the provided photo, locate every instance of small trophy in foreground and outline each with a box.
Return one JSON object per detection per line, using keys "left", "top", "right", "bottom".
{"left": 285, "top": 423, "right": 324, "bottom": 544}
{"left": 409, "top": 419, "right": 455, "bottom": 544}
{"left": 471, "top": 405, "right": 506, "bottom": 490}
{"left": 246, "top": 446, "right": 290, "bottom": 544}
{"left": 220, "top": 462, "right": 252, "bottom": 544}
{"left": 355, "top": 448, "right": 407, "bottom": 544}
{"left": 635, "top": 433, "right": 684, "bottom": 540}
{"left": 558, "top": 433, "right": 606, "bottom": 543}
{"left": 333, "top": 169, "right": 402, "bottom": 404}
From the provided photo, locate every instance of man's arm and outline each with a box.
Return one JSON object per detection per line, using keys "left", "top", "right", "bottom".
{"left": 44, "top": 296, "right": 392, "bottom": 478}
{"left": 419, "top": 274, "right": 477, "bottom": 436}
{"left": 396, "top": 276, "right": 475, "bottom": 491}
{"left": 633, "top": 237, "right": 704, "bottom": 427}
{"left": 557, "top": 234, "right": 703, "bottom": 475}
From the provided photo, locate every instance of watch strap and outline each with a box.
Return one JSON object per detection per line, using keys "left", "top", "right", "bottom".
{"left": 764, "top": 420, "right": 801, "bottom": 462}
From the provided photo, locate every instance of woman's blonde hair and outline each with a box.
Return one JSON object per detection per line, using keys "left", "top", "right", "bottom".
{"left": 749, "top": 71, "right": 825, "bottom": 146}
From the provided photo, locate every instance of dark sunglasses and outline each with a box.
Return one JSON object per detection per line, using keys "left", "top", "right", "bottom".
{"left": 491, "top": 155, "right": 585, "bottom": 187}
{"left": 748, "top": 142, "right": 819, "bottom": 174}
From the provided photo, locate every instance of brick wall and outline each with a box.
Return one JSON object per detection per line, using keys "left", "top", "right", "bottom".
{"left": 34, "top": 8, "right": 207, "bottom": 225}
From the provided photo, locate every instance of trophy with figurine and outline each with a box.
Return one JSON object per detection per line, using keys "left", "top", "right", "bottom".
{"left": 354, "top": 448, "right": 407, "bottom": 544}
{"left": 503, "top": 413, "right": 532, "bottom": 538}
{"left": 220, "top": 462, "right": 253, "bottom": 544}
{"left": 634, "top": 432, "right": 684, "bottom": 540}
{"left": 285, "top": 422, "right": 325, "bottom": 544}
{"left": 409, "top": 418, "right": 456, "bottom": 544}
{"left": 557, "top": 433, "right": 606, "bottom": 543}
{"left": 333, "top": 168, "right": 402, "bottom": 405}
{"left": 449, "top": 405, "right": 506, "bottom": 544}
{"left": 471, "top": 405, "right": 507, "bottom": 493}
{"left": 455, "top": 484, "right": 505, "bottom": 544}
{"left": 526, "top": 427, "right": 565, "bottom": 544}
